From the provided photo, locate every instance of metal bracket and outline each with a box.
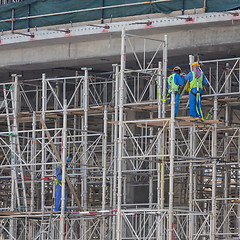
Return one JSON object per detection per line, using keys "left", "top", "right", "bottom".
{"left": 12, "top": 31, "right": 34, "bottom": 38}
{"left": 89, "top": 24, "right": 110, "bottom": 29}
{"left": 47, "top": 28, "right": 71, "bottom": 34}
{"left": 131, "top": 21, "right": 152, "bottom": 26}
{"left": 227, "top": 11, "right": 239, "bottom": 16}
{"left": 175, "top": 16, "right": 193, "bottom": 21}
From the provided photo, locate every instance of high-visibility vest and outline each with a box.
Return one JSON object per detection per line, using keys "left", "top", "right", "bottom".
{"left": 189, "top": 71, "right": 203, "bottom": 92}
{"left": 168, "top": 73, "right": 179, "bottom": 93}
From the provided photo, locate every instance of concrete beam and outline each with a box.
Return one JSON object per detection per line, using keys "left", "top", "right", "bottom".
{"left": 0, "top": 11, "right": 240, "bottom": 71}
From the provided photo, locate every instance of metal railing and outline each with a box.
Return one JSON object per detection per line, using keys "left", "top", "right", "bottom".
{"left": 0, "top": 0, "right": 24, "bottom": 4}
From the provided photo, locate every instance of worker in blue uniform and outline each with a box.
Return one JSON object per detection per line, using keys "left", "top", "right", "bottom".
{"left": 168, "top": 66, "right": 185, "bottom": 117}
{"left": 184, "top": 62, "right": 208, "bottom": 119}
{"left": 54, "top": 156, "right": 70, "bottom": 212}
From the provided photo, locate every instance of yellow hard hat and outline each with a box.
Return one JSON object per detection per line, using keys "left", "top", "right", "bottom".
{"left": 173, "top": 66, "right": 182, "bottom": 73}
{"left": 192, "top": 62, "right": 199, "bottom": 67}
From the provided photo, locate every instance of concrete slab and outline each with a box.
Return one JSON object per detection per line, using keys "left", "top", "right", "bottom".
{"left": 0, "top": 11, "right": 239, "bottom": 75}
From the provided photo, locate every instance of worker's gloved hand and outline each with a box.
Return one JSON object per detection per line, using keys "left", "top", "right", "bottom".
{"left": 181, "top": 73, "right": 186, "bottom": 77}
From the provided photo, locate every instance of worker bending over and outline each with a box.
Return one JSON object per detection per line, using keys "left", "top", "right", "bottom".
{"left": 54, "top": 156, "right": 70, "bottom": 212}
{"left": 168, "top": 66, "right": 185, "bottom": 117}
{"left": 184, "top": 62, "right": 207, "bottom": 119}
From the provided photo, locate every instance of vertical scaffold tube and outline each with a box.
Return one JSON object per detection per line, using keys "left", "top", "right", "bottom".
{"left": 211, "top": 96, "right": 218, "bottom": 240}
{"left": 168, "top": 89, "right": 175, "bottom": 240}
{"left": 162, "top": 35, "right": 168, "bottom": 117}
{"left": 112, "top": 64, "right": 119, "bottom": 240}
{"left": 223, "top": 63, "right": 230, "bottom": 233}
{"left": 60, "top": 100, "right": 67, "bottom": 240}
{"left": 188, "top": 56, "right": 195, "bottom": 240}
{"left": 101, "top": 105, "right": 107, "bottom": 239}
{"left": 30, "top": 111, "right": 36, "bottom": 212}
{"left": 82, "top": 67, "right": 89, "bottom": 240}
{"left": 41, "top": 73, "right": 46, "bottom": 212}
{"left": 161, "top": 41, "right": 168, "bottom": 238}
{"left": 10, "top": 76, "right": 17, "bottom": 239}
{"left": 149, "top": 67, "right": 154, "bottom": 212}
{"left": 156, "top": 62, "right": 164, "bottom": 240}
{"left": 238, "top": 132, "right": 240, "bottom": 237}
{"left": 189, "top": 126, "right": 195, "bottom": 239}
{"left": 116, "top": 27, "right": 126, "bottom": 240}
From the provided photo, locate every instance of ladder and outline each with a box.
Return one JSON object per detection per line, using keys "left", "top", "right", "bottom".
{"left": 3, "top": 80, "right": 28, "bottom": 212}
{"left": 36, "top": 200, "right": 54, "bottom": 240}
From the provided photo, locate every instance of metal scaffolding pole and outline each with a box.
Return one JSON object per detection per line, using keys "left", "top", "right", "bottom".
{"left": 162, "top": 35, "right": 168, "bottom": 117}
{"left": 189, "top": 55, "right": 195, "bottom": 240}
{"left": 156, "top": 61, "right": 164, "bottom": 240}
{"left": 168, "top": 89, "right": 175, "bottom": 240}
{"left": 101, "top": 105, "right": 107, "bottom": 239}
{"left": 116, "top": 27, "right": 126, "bottom": 240}
{"left": 80, "top": 68, "right": 89, "bottom": 240}
{"left": 70, "top": 72, "right": 79, "bottom": 239}
{"left": 223, "top": 63, "right": 230, "bottom": 234}
{"left": 82, "top": 68, "right": 89, "bottom": 212}
{"left": 112, "top": 64, "right": 119, "bottom": 240}
{"left": 60, "top": 100, "right": 67, "bottom": 240}
{"left": 189, "top": 125, "right": 196, "bottom": 239}
{"left": 238, "top": 132, "right": 240, "bottom": 237}
{"left": 211, "top": 96, "right": 218, "bottom": 240}
{"left": 9, "top": 78, "right": 16, "bottom": 240}
{"left": 41, "top": 73, "right": 47, "bottom": 212}
{"left": 30, "top": 111, "right": 36, "bottom": 212}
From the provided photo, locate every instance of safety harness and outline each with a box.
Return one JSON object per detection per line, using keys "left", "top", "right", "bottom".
{"left": 168, "top": 73, "right": 179, "bottom": 94}
{"left": 189, "top": 71, "right": 203, "bottom": 119}
{"left": 55, "top": 178, "right": 62, "bottom": 187}
{"left": 156, "top": 73, "right": 179, "bottom": 102}
{"left": 156, "top": 80, "right": 168, "bottom": 102}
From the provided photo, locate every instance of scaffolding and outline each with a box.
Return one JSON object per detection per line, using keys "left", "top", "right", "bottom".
{"left": 0, "top": 29, "right": 240, "bottom": 240}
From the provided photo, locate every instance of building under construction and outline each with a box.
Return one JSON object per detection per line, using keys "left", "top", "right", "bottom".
{"left": 0, "top": 0, "right": 240, "bottom": 239}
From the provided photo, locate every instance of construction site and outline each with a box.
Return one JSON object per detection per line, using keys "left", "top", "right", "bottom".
{"left": 0, "top": 0, "right": 240, "bottom": 239}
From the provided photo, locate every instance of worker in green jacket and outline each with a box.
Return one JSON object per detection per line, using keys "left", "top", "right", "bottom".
{"left": 168, "top": 66, "right": 185, "bottom": 117}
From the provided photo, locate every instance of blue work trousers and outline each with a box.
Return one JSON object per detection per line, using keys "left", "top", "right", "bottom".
{"left": 169, "top": 92, "right": 179, "bottom": 117}
{"left": 54, "top": 183, "right": 67, "bottom": 211}
{"left": 189, "top": 91, "right": 202, "bottom": 118}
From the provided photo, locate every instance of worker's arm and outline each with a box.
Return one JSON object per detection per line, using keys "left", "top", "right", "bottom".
{"left": 175, "top": 74, "right": 185, "bottom": 86}
{"left": 202, "top": 73, "right": 208, "bottom": 86}
{"left": 184, "top": 72, "right": 193, "bottom": 82}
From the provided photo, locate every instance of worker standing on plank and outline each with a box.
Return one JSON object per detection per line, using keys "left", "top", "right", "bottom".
{"left": 168, "top": 66, "right": 185, "bottom": 117}
{"left": 54, "top": 156, "right": 70, "bottom": 212}
{"left": 184, "top": 62, "right": 208, "bottom": 119}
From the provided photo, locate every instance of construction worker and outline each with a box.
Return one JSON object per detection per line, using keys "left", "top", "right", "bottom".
{"left": 54, "top": 156, "right": 70, "bottom": 212}
{"left": 184, "top": 62, "right": 208, "bottom": 119}
{"left": 168, "top": 66, "right": 185, "bottom": 117}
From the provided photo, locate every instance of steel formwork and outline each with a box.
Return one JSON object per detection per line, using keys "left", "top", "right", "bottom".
{"left": 0, "top": 29, "right": 240, "bottom": 240}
